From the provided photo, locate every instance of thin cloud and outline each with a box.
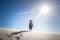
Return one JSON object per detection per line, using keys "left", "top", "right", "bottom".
{"left": 13, "top": 11, "right": 35, "bottom": 15}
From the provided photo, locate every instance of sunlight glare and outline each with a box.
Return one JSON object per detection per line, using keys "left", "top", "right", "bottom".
{"left": 40, "top": 5, "right": 50, "bottom": 14}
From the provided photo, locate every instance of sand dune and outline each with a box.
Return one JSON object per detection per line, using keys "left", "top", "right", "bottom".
{"left": 0, "top": 28, "right": 60, "bottom": 40}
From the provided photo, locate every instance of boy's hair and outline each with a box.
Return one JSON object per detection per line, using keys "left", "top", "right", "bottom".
{"left": 29, "top": 20, "right": 32, "bottom": 23}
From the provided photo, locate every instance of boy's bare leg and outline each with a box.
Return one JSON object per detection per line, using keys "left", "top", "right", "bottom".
{"left": 31, "top": 29, "right": 32, "bottom": 31}
{"left": 29, "top": 28, "right": 30, "bottom": 31}
{"left": 29, "top": 29, "right": 31, "bottom": 31}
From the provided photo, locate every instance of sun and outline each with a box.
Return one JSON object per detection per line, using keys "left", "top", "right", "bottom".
{"left": 40, "top": 4, "right": 50, "bottom": 14}
{"left": 36, "top": 4, "right": 51, "bottom": 19}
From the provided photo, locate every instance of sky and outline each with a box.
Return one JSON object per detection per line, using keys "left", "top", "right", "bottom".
{"left": 0, "top": 0, "right": 60, "bottom": 33}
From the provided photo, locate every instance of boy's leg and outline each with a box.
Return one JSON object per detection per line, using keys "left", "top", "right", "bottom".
{"left": 29, "top": 27, "right": 32, "bottom": 31}
{"left": 29, "top": 28, "right": 30, "bottom": 31}
{"left": 31, "top": 27, "right": 32, "bottom": 31}
{"left": 30, "top": 27, "right": 32, "bottom": 31}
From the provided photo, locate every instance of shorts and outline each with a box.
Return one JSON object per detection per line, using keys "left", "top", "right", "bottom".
{"left": 29, "top": 26, "right": 32, "bottom": 29}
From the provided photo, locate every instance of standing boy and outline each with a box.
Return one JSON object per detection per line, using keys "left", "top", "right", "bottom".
{"left": 29, "top": 20, "right": 33, "bottom": 31}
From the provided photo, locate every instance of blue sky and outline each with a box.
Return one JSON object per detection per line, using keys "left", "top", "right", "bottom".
{"left": 0, "top": 0, "right": 60, "bottom": 33}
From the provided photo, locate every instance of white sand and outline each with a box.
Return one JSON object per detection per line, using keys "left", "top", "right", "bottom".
{"left": 0, "top": 28, "right": 60, "bottom": 40}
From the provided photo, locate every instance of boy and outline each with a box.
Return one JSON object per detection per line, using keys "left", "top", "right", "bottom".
{"left": 29, "top": 20, "right": 33, "bottom": 31}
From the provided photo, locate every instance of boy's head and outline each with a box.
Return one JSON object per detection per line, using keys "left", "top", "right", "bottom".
{"left": 29, "top": 20, "right": 32, "bottom": 23}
